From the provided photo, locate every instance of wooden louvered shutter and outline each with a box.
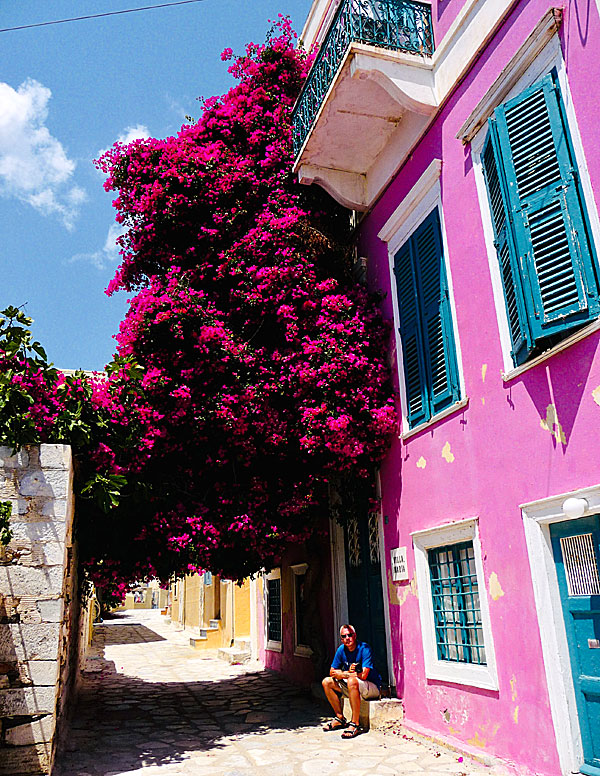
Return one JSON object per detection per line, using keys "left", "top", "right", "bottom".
{"left": 394, "top": 209, "right": 460, "bottom": 428}
{"left": 394, "top": 240, "right": 428, "bottom": 428}
{"left": 493, "top": 72, "right": 599, "bottom": 355}
{"left": 412, "top": 209, "right": 460, "bottom": 416}
{"left": 481, "top": 126, "right": 532, "bottom": 365}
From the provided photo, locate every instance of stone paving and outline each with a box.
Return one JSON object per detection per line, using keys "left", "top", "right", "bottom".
{"left": 54, "top": 610, "right": 491, "bottom": 776}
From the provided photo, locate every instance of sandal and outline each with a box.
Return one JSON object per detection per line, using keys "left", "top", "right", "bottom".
{"left": 341, "top": 722, "right": 362, "bottom": 739}
{"left": 323, "top": 715, "right": 347, "bottom": 731}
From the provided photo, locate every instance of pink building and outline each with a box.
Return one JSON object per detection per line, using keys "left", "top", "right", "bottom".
{"left": 258, "top": 2, "right": 600, "bottom": 774}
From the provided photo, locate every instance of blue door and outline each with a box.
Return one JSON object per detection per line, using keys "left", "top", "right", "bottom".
{"left": 550, "top": 516, "right": 600, "bottom": 776}
{"left": 343, "top": 512, "right": 389, "bottom": 687}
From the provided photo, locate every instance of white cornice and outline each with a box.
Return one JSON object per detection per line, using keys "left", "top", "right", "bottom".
{"left": 378, "top": 158, "right": 442, "bottom": 243}
{"left": 457, "top": 7, "right": 563, "bottom": 144}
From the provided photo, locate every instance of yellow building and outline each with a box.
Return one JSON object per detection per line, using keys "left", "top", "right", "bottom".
{"left": 169, "top": 572, "right": 257, "bottom": 662}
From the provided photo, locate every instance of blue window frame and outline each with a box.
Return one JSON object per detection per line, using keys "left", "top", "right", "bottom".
{"left": 428, "top": 541, "right": 486, "bottom": 665}
{"left": 393, "top": 207, "right": 460, "bottom": 428}
{"left": 482, "top": 71, "right": 600, "bottom": 367}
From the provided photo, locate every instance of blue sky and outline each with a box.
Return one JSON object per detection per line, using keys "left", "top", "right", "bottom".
{"left": 0, "top": 0, "right": 312, "bottom": 370}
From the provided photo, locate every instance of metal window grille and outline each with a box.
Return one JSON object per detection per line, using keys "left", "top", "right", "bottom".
{"left": 267, "top": 577, "right": 282, "bottom": 643}
{"left": 428, "top": 541, "right": 486, "bottom": 665}
{"left": 560, "top": 533, "right": 600, "bottom": 596}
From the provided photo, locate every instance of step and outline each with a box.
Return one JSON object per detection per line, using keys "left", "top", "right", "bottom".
{"left": 199, "top": 625, "right": 219, "bottom": 639}
{"left": 217, "top": 646, "right": 251, "bottom": 665}
{"left": 209, "top": 619, "right": 220, "bottom": 628}
{"left": 233, "top": 637, "right": 251, "bottom": 650}
{"left": 311, "top": 683, "right": 404, "bottom": 731}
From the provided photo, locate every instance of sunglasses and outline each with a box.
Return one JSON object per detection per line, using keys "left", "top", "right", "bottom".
{"left": 341, "top": 633, "right": 354, "bottom": 640}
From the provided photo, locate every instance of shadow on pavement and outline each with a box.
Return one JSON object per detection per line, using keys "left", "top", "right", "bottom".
{"left": 54, "top": 621, "right": 324, "bottom": 775}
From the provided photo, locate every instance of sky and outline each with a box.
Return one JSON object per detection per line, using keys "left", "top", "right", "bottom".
{"left": 0, "top": 0, "right": 312, "bottom": 370}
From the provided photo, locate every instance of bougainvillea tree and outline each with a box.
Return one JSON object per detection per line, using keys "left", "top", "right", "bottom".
{"left": 1, "top": 19, "right": 397, "bottom": 592}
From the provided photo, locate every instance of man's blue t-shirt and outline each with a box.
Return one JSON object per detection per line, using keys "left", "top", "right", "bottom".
{"left": 331, "top": 641, "right": 382, "bottom": 689}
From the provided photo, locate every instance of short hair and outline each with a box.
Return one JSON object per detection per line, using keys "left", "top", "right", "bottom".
{"left": 339, "top": 623, "right": 356, "bottom": 637}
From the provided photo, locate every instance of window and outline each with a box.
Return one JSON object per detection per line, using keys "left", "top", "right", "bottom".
{"left": 393, "top": 207, "right": 461, "bottom": 428}
{"left": 291, "top": 563, "right": 312, "bottom": 657}
{"left": 428, "top": 541, "right": 485, "bottom": 665}
{"left": 265, "top": 569, "right": 282, "bottom": 651}
{"left": 481, "top": 70, "right": 600, "bottom": 367}
{"left": 412, "top": 519, "right": 498, "bottom": 689}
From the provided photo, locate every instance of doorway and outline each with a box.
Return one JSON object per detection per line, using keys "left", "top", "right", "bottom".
{"left": 550, "top": 515, "right": 600, "bottom": 776}
{"left": 343, "top": 511, "right": 389, "bottom": 686}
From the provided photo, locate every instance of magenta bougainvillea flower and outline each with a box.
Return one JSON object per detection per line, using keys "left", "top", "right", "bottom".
{"left": 2, "top": 19, "right": 397, "bottom": 592}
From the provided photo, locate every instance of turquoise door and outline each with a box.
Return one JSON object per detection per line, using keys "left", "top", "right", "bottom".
{"left": 550, "top": 516, "right": 600, "bottom": 776}
{"left": 343, "top": 511, "right": 389, "bottom": 687}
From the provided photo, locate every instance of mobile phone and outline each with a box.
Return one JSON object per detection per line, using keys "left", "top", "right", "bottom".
{"left": 354, "top": 663, "right": 362, "bottom": 673}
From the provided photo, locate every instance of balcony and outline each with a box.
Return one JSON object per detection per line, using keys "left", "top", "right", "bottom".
{"left": 292, "top": 0, "right": 437, "bottom": 210}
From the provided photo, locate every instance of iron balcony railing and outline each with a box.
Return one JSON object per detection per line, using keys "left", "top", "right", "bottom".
{"left": 292, "top": 0, "right": 434, "bottom": 157}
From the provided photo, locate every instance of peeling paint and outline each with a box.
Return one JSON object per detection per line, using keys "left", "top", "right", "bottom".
{"left": 481, "top": 397, "right": 485, "bottom": 406}
{"left": 468, "top": 731, "right": 487, "bottom": 749}
{"left": 488, "top": 572, "right": 505, "bottom": 601}
{"left": 416, "top": 456, "right": 427, "bottom": 469}
{"left": 513, "top": 705, "right": 519, "bottom": 724}
{"left": 441, "top": 441, "right": 455, "bottom": 463}
{"left": 510, "top": 675, "right": 517, "bottom": 702}
{"left": 593, "top": 385, "right": 600, "bottom": 406}
{"left": 481, "top": 363, "right": 488, "bottom": 382}
{"left": 540, "top": 404, "right": 567, "bottom": 445}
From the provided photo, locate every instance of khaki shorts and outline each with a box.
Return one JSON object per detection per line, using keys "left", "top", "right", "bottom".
{"left": 335, "top": 677, "right": 380, "bottom": 700}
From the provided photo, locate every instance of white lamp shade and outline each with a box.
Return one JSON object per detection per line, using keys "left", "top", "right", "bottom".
{"left": 562, "top": 497, "right": 588, "bottom": 519}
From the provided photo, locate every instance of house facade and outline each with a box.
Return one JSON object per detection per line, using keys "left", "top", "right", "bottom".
{"left": 258, "top": 2, "right": 600, "bottom": 775}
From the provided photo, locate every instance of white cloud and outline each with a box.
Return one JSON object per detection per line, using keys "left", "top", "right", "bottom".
{"left": 0, "top": 78, "right": 86, "bottom": 229}
{"left": 117, "top": 124, "right": 150, "bottom": 144}
{"left": 70, "top": 222, "right": 124, "bottom": 270}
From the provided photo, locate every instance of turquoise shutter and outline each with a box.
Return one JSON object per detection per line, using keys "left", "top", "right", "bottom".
{"left": 394, "top": 208, "right": 460, "bottom": 428}
{"left": 493, "top": 72, "right": 600, "bottom": 352}
{"left": 481, "top": 126, "right": 532, "bottom": 364}
{"left": 412, "top": 209, "right": 460, "bottom": 415}
{"left": 394, "top": 240, "right": 428, "bottom": 427}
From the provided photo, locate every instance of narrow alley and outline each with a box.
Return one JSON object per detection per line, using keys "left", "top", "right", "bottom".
{"left": 54, "top": 611, "right": 491, "bottom": 776}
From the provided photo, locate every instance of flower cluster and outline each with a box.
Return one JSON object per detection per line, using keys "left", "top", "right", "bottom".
{"left": 2, "top": 19, "right": 397, "bottom": 591}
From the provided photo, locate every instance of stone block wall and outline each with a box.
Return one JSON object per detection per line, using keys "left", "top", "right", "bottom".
{"left": 0, "top": 444, "right": 78, "bottom": 776}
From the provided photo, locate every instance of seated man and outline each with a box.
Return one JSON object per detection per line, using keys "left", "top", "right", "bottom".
{"left": 322, "top": 623, "right": 381, "bottom": 738}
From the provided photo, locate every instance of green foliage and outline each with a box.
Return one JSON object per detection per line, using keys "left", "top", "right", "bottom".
{"left": 0, "top": 501, "right": 12, "bottom": 546}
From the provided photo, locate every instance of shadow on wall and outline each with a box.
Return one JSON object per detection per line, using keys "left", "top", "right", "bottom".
{"left": 54, "top": 621, "right": 324, "bottom": 776}
{"left": 507, "top": 332, "right": 600, "bottom": 450}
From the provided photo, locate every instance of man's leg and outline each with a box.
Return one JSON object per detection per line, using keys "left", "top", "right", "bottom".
{"left": 322, "top": 676, "right": 344, "bottom": 720}
{"left": 345, "top": 675, "right": 361, "bottom": 725}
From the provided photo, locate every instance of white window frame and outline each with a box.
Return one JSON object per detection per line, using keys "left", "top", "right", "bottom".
{"left": 264, "top": 568, "right": 282, "bottom": 652}
{"left": 521, "top": 484, "right": 600, "bottom": 776}
{"left": 411, "top": 517, "right": 498, "bottom": 690}
{"left": 467, "top": 29, "right": 600, "bottom": 380}
{"left": 378, "top": 158, "right": 467, "bottom": 437}
{"left": 290, "top": 563, "right": 313, "bottom": 658}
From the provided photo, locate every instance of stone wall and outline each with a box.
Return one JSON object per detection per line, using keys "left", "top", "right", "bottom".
{"left": 0, "top": 444, "right": 79, "bottom": 776}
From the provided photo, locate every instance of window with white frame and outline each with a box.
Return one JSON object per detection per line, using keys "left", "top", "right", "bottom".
{"left": 265, "top": 568, "right": 282, "bottom": 651}
{"left": 467, "top": 30, "right": 600, "bottom": 375}
{"left": 291, "top": 563, "right": 312, "bottom": 657}
{"left": 379, "top": 160, "right": 465, "bottom": 433}
{"left": 412, "top": 519, "right": 498, "bottom": 689}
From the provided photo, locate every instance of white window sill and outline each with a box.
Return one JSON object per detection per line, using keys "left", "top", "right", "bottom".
{"left": 294, "top": 645, "right": 313, "bottom": 658}
{"left": 503, "top": 318, "right": 600, "bottom": 382}
{"left": 401, "top": 397, "right": 469, "bottom": 440}
{"left": 266, "top": 640, "right": 282, "bottom": 652}
{"left": 426, "top": 661, "right": 499, "bottom": 691}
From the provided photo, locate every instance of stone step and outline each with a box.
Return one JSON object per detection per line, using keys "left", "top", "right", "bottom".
{"left": 199, "top": 625, "right": 219, "bottom": 639}
{"left": 311, "top": 682, "right": 404, "bottom": 731}
{"left": 217, "top": 646, "right": 251, "bottom": 665}
{"left": 233, "top": 637, "right": 251, "bottom": 650}
{"left": 209, "top": 618, "right": 220, "bottom": 628}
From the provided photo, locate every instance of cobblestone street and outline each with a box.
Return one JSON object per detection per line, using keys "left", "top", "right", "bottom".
{"left": 55, "top": 611, "right": 491, "bottom": 776}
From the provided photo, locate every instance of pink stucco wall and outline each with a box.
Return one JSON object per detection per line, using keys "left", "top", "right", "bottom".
{"left": 357, "top": 2, "right": 600, "bottom": 774}
{"left": 258, "top": 533, "right": 335, "bottom": 687}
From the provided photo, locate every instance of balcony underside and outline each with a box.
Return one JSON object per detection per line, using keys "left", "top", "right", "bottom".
{"left": 293, "top": 44, "right": 436, "bottom": 210}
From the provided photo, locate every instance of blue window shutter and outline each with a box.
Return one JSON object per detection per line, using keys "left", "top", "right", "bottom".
{"left": 493, "top": 72, "right": 600, "bottom": 358}
{"left": 394, "top": 208, "right": 460, "bottom": 427}
{"left": 394, "top": 240, "right": 429, "bottom": 427}
{"left": 412, "top": 209, "right": 460, "bottom": 415}
{"left": 482, "top": 126, "right": 533, "bottom": 365}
